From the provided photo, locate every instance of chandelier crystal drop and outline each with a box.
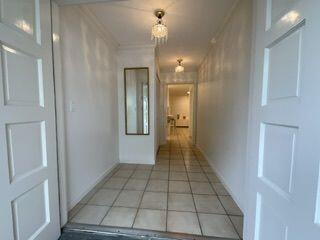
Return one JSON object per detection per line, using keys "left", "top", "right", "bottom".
{"left": 151, "top": 9, "right": 168, "bottom": 44}
{"left": 175, "top": 59, "right": 184, "bottom": 73}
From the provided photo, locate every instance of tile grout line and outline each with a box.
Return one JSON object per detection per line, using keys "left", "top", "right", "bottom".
{"left": 69, "top": 164, "right": 122, "bottom": 222}
{"left": 97, "top": 165, "right": 138, "bottom": 226}
{"left": 70, "top": 128, "right": 242, "bottom": 239}
{"left": 190, "top": 129, "right": 243, "bottom": 239}
{"left": 131, "top": 166, "right": 153, "bottom": 228}
{"left": 165, "top": 134, "right": 172, "bottom": 232}
{"left": 177, "top": 129, "right": 204, "bottom": 237}
{"left": 193, "top": 144, "right": 241, "bottom": 240}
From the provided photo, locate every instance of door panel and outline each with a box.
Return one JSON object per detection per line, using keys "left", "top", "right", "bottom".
{"left": 1, "top": 0, "right": 40, "bottom": 42}
{"left": 7, "top": 121, "right": 47, "bottom": 183}
{"left": 12, "top": 182, "right": 50, "bottom": 240}
{"left": 0, "top": 1, "right": 60, "bottom": 239}
{"left": 2, "top": 44, "right": 44, "bottom": 106}
{"left": 247, "top": 0, "right": 320, "bottom": 239}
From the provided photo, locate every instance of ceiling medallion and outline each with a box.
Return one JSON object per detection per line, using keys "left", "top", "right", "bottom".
{"left": 175, "top": 58, "right": 184, "bottom": 73}
{"left": 151, "top": 9, "right": 168, "bottom": 44}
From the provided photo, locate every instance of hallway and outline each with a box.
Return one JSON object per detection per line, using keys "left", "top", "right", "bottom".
{"left": 2, "top": 0, "right": 320, "bottom": 239}
{"left": 68, "top": 128, "right": 243, "bottom": 239}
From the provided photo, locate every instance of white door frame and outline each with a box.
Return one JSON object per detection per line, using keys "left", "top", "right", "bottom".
{"left": 165, "top": 82, "right": 197, "bottom": 144}
{"left": 243, "top": 0, "right": 258, "bottom": 238}
{"left": 51, "top": 0, "right": 69, "bottom": 227}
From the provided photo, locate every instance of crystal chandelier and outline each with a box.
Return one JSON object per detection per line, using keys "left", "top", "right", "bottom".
{"left": 151, "top": 9, "right": 168, "bottom": 44}
{"left": 175, "top": 59, "right": 184, "bottom": 73}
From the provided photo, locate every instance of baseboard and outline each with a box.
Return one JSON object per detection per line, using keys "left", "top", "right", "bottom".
{"left": 119, "top": 156, "right": 155, "bottom": 165}
{"left": 68, "top": 162, "right": 119, "bottom": 210}
{"left": 119, "top": 160, "right": 154, "bottom": 165}
{"left": 195, "top": 144, "right": 244, "bottom": 213}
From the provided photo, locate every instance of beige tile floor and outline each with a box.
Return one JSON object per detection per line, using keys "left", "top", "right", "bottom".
{"left": 69, "top": 128, "right": 244, "bottom": 239}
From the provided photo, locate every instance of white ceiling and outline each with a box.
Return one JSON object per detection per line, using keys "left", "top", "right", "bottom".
{"left": 55, "top": 0, "right": 119, "bottom": 5}
{"left": 84, "top": 0, "right": 237, "bottom": 72}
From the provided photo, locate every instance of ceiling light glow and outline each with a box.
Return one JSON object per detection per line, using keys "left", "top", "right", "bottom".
{"left": 175, "top": 59, "right": 184, "bottom": 73}
{"left": 151, "top": 9, "right": 168, "bottom": 45}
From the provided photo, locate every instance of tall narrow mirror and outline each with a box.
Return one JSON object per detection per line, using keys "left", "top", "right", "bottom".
{"left": 124, "top": 67, "right": 149, "bottom": 135}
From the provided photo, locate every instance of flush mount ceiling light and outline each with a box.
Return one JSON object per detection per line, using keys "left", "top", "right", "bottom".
{"left": 175, "top": 59, "right": 184, "bottom": 73}
{"left": 151, "top": 9, "right": 168, "bottom": 44}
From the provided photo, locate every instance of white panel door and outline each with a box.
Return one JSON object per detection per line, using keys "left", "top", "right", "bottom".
{"left": 0, "top": 1, "right": 61, "bottom": 239}
{"left": 246, "top": 0, "right": 320, "bottom": 239}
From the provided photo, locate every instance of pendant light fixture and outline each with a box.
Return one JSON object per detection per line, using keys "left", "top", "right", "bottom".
{"left": 151, "top": 9, "right": 168, "bottom": 44}
{"left": 175, "top": 59, "right": 184, "bottom": 73}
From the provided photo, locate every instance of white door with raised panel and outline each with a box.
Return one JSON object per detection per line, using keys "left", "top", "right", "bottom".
{"left": 0, "top": 0, "right": 60, "bottom": 239}
{"left": 246, "top": 0, "right": 320, "bottom": 239}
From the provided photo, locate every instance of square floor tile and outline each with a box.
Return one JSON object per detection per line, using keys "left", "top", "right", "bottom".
{"left": 153, "top": 159, "right": 170, "bottom": 166}
{"left": 114, "top": 190, "right": 143, "bottom": 208}
{"left": 206, "top": 173, "right": 220, "bottom": 183}
{"left": 131, "top": 170, "right": 151, "bottom": 179}
{"left": 185, "top": 165, "right": 202, "bottom": 172}
{"left": 146, "top": 180, "right": 168, "bottom": 192}
{"left": 212, "top": 183, "right": 229, "bottom": 195}
{"left": 119, "top": 164, "right": 137, "bottom": 170}
{"left": 150, "top": 171, "right": 169, "bottom": 180}
{"left": 169, "top": 181, "right": 191, "bottom": 193}
{"left": 167, "top": 211, "right": 201, "bottom": 235}
{"left": 219, "top": 196, "right": 243, "bottom": 216}
{"left": 187, "top": 172, "right": 208, "bottom": 182}
{"left": 183, "top": 154, "right": 196, "bottom": 159}
{"left": 169, "top": 172, "right": 188, "bottom": 181}
{"left": 71, "top": 205, "right": 109, "bottom": 225}
{"left": 136, "top": 164, "right": 154, "bottom": 170}
{"left": 183, "top": 157, "right": 198, "bottom": 162}
{"left": 140, "top": 192, "right": 167, "bottom": 210}
{"left": 193, "top": 195, "right": 226, "bottom": 214}
{"left": 68, "top": 203, "right": 85, "bottom": 220}
{"left": 170, "top": 160, "right": 184, "bottom": 165}
{"left": 101, "top": 207, "right": 137, "bottom": 228}
{"left": 102, "top": 177, "right": 128, "bottom": 190}
{"left": 124, "top": 179, "right": 148, "bottom": 191}
{"left": 202, "top": 166, "right": 213, "bottom": 173}
{"left": 199, "top": 161, "right": 210, "bottom": 167}
{"left": 170, "top": 150, "right": 180, "bottom": 154}
{"left": 168, "top": 193, "right": 195, "bottom": 212}
{"left": 88, "top": 189, "right": 120, "bottom": 206}
{"left": 133, "top": 209, "right": 166, "bottom": 231}
{"left": 158, "top": 153, "right": 169, "bottom": 157}
{"left": 199, "top": 213, "right": 239, "bottom": 239}
{"left": 157, "top": 158, "right": 170, "bottom": 162}
{"left": 190, "top": 182, "right": 215, "bottom": 195}
{"left": 170, "top": 165, "right": 186, "bottom": 172}
{"left": 79, "top": 190, "right": 96, "bottom": 204}
{"left": 230, "top": 216, "right": 243, "bottom": 238}
{"left": 114, "top": 170, "right": 134, "bottom": 178}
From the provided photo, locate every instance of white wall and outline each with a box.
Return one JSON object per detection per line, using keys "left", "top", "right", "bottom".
{"left": 118, "top": 46, "right": 156, "bottom": 164}
{"left": 196, "top": 0, "right": 252, "bottom": 211}
{"left": 189, "top": 87, "right": 194, "bottom": 140}
{"left": 169, "top": 94, "right": 190, "bottom": 127}
{"left": 60, "top": 6, "right": 119, "bottom": 209}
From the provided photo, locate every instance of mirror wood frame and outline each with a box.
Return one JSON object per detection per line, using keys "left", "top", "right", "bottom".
{"left": 124, "top": 67, "right": 150, "bottom": 135}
